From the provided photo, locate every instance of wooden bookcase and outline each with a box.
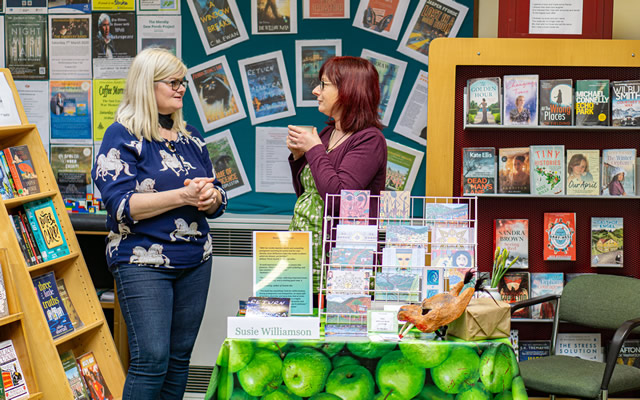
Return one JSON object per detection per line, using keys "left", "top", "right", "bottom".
{"left": 0, "top": 69, "right": 125, "bottom": 399}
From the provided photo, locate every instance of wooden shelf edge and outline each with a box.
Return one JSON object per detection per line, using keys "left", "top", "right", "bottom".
{"left": 2, "top": 190, "right": 59, "bottom": 209}
{"left": 25, "top": 251, "right": 80, "bottom": 274}
{"left": 53, "top": 319, "right": 103, "bottom": 347}
{"left": 0, "top": 311, "right": 24, "bottom": 327}
{"left": 100, "top": 301, "right": 115, "bottom": 309}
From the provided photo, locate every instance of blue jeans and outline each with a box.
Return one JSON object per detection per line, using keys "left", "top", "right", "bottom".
{"left": 111, "top": 258, "right": 212, "bottom": 400}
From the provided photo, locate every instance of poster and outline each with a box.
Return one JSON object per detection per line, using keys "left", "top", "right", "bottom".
{"left": 15, "top": 80, "right": 49, "bottom": 154}
{"left": 48, "top": 0, "right": 90, "bottom": 14}
{"left": 302, "top": 0, "right": 349, "bottom": 18}
{"left": 136, "top": 15, "right": 181, "bottom": 57}
{"left": 251, "top": 0, "right": 297, "bottom": 35}
{"left": 253, "top": 231, "right": 313, "bottom": 315}
{"left": 50, "top": 144, "right": 93, "bottom": 201}
{"left": 186, "top": 0, "right": 248, "bottom": 55}
{"left": 92, "top": 79, "right": 124, "bottom": 142}
{"left": 204, "top": 129, "right": 251, "bottom": 199}
{"left": 92, "top": 0, "right": 134, "bottom": 11}
{"left": 5, "top": 14, "right": 48, "bottom": 80}
{"left": 393, "top": 70, "right": 428, "bottom": 146}
{"left": 361, "top": 49, "right": 407, "bottom": 127}
{"left": 0, "top": 73, "right": 23, "bottom": 127}
{"left": 137, "top": 0, "right": 179, "bottom": 14}
{"left": 352, "top": 0, "right": 410, "bottom": 40}
{"left": 6, "top": 0, "right": 46, "bottom": 13}
{"left": 50, "top": 80, "right": 92, "bottom": 142}
{"left": 92, "top": 12, "right": 136, "bottom": 79}
{"left": 48, "top": 15, "right": 92, "bottom": 80}
{"left": 385, "top": 139, "right": 424, "bottom": 192}
{"left": 254, "top": 127, "right": 295, "bottom": 194}
{"left": 295, "top": 39, "right": 341, "bottom": 107}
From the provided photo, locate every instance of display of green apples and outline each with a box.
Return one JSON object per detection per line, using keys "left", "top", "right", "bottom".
{"left": 230, "top": 388, "right": 258, "bottom": 400}
{"left": 325, "top": 365, "right": 375, "bottom": 400}
{"left": 375, "top": 350, "right": 426, "bottom": 399}
{"left": 218, "top": 339, "right": 256, "bottom": 372}
{"left": 399, "top": 339, "right": 451, "bottom": 368}
{"left": 256, "top": 340, "right": 289, "bottom": 353}
{"left": 261, "top": 386, "right": 303, "bottom": 400}
{"left": 511, "top": 376, "right": 528, "bottom": 400}
{"left": 415, "top": 384, "right": 455, "bottom": 400}
{"left": 347, "top": 340, "right": 396, "bottom": 359}
{"left": 308, "top": 393, "right": 342, "bottom": 400}
{"left": 493, "top": 390, "right": 513, "bottom": 400}
{"left": 454, "top": 382, "right": 491, "bottom": 400}
{"left": 217, "top": 366, "right": 234, "bottom": 400}
{"left": 237, "top": 349, "right": 284, "bottom": 397}
{"left": 282, "top": 348, "right": 332, "bottom": 397}
{"left": 479, "top": 344, "right": 518, "bottom": 393}
{"left": 318, "top": 341, "right": 346, "bottom": 357}
{"left": 430, "top": 346, "right": 481, "bottom": 394}
{"left": 332, "top": 355, "right": 360, "bottom": 369}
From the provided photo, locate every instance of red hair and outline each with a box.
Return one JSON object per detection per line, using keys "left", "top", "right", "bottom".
{"left": 319, "top": 56, "right": 382, "bottom": 132}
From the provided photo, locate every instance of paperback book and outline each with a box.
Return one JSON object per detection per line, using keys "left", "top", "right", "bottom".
{"left": 503, "top": 74, "right": 539, "bottom": 126}
{"left": 590, "top": 217, "right": 623, "bottom": 267}
{"left": 0, "top": 154, "right": 14, "bottom": 200}
{"left": 56, "top": 278, "right": 84, "bottom": 329}
{"left": 616, "top": 339, "right": 640, "bottom": 368}
{"left": 493, "top": 219, "right": 528, "bottom": 269}
{"left": 556, "top": 333, "right": 602, "bottom": 362}
{"left": 530, "top": 272, "right": 564, "bottom": 319}
{"left": 539, "top": 79, "right": 573, "bottom": 125}
{"left": 0, "top": 339, "right": 29, "bottom": 400}
{"left": 424, "top": 202, "right": 469, "bottom": 226}
{"left": 566, "top": 149, "right": 600, "bottom": 196}
{"left": 3, "top": 145, "right": 40, "bottom": 196}
{"left": 498, "top": 147, "right": 530, "bottom": 194}
{"left": 519, "top": 340, "right": 551, "bottom": 362}
{"left": 498, "top": 271, "right": 530, "bottom": 319}
{"left": 32, "top": 271, "right": 74, "bottom": 339}
{"left": 530, "top": 145, "right": 565, "bottom": 195}
{"left": 575, "top": 79, "right": 610, "bottom": 126}
{"left": 611, "top": 79, "right": 640, "bottom": 126}
{"left": 461, "top": 147, "right": 496, "bottom": 195}
{"left": 60, "top": 350, "right": 90, "bottom": 400}
{"left": 339, "top": 189, "right": 370, "bottom": 225}
{"left": 245, "top": 297, "right": 290, "bottom": 317}
{"left": 601, "top": 148, "right": 636, "bottom": 196}
{"left": 77, "top": 352, "right": 114, "bottom": 400}
{"left": 466, "top": 77, "right": 501, "bottom": 125}
{"left": 378, "top": 190, "right": 411, "bottom": 228}
{"left": 0, "top": 261, "right": 8, "bottom": 318}
{"left": 543, "top": 212, "right": 576, "bottom": 261}
{"left": 23, "top": 198, "right": 70, "bottom": 262}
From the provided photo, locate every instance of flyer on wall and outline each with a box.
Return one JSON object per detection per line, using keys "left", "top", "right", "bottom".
{"left": 352, "top": 0, "right": 410, "bottom": 40}
{"left": 0, "top": 73, "right": 23, "bottom": 127}
{"left": 92, "top": 0, "right": 134, "bottom": 11}
{"left": 15, "top": 80, "right": 49, "bottom": 153}
{"left": 137, "top": 0, "right": 180, "bottom": 14}
{"left": 253, "top": 231, "right": 313, "bottom": 315}
{"left": 385, "top": 139, "right": 425, "bottom": 192}
{"left": 255, "top": 127, "right": 295, "bottom": 194}
{"left": 251, "top": 0, "right": 297, "bottom": 35}
{"left": 50, "top": 80, "right": 92, "bottom": 142}
{"left": 302, "top": 0, "right": 349, "bottom": 19}
{"left": 91, "top": 12, "right": 136, "bottom": 79}
{"left": 92, "top": 79, "right": 124, "bottom": 142}
{"left": 5, "top": 0, "right": 46, "bottom": 14}
{"left": 394, "top": 70, "right": 428, "bottom": 146}
{"left": 5, "top": 14, "right": 49, "bottom": 80}
{"left": 295, "top": 39, "right": 341, "bottom": 107}
{"left": 50, "top": 144, "right": 93, "bottom": 201}
{"left": 204, "top": 129, "right": 251, "bottom": 199}
{"left": 186, "top": 0, "right": 248, "bottom": 55}
{"left": 361, "top": 48, "right": 407, "bottom": 127}
{"left": 49, "top": 15, "right": 92, "bottom": 80}
{"left": 48, "top": 0, "right": 90, "bottom": 14}
{"left": 136, "top": 15, "right": 181, "bottom": 58}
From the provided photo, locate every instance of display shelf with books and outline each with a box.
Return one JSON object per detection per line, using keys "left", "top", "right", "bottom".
{"left": 319, "top": 192, "right": 478, "bottom": 335}
{"left": 0, "top": 69, "right": 124, "bottom": 399}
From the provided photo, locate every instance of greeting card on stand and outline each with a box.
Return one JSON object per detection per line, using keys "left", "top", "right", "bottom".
{"left": 339, "top": 189, "right": 370, "bottom": 225}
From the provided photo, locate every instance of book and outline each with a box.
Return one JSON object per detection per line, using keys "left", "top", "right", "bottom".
{"left": 461, "top": 147, "right": 496, "bottom": 194}
{"left": 10, "top": 214, "right": 35, "bottom": 266}
{"left": 378, "top": 190, "right": 411, "bottom": 228}
{"left": 339, "top": 189, "right": 370, "bottom": 225}
{"left": 56, "top": 278, "right": 84, "bottom": 329}
{"left": 431, "top": 223, "right": 474, "bottom": 268}
{"left": 575, "top": 79, "right": 610, "bottom": 126}
{"left": 529, "top": 145, "right": 565, "bottom": 195}
{"left": 22, "top": 198, "right": 71, "bottom": 262}
{"left": 0, "top": 151, "right": 14, "bottom": 200}
{"left": 555, "top": 333, "right": 602, "bottom": 362}
{"left": 3, "top": 145, "right": 40, "bottom": 196}
{"left": 503, "top": 74, "right": 539, "bottom": 126}
{"left": 60, "top": 350, "right": 91, "bottom": 400}
{"left": 539, "top": 79, "right": 573, "bottom": 126}
{"left": 32, "top": 271, "right": 75, "bottom": 339}
{"left": 0, "top": 260, "right": 8, "bottom": 319}
{"left": 17, "top": 211, "right": 42, "bottom": 264}
{"left": 0, "top": 152, "right": 17, "bottom": 198}
{"left": 424, "top": 203, "right": 469, "bottom": 226}
{"left": 510, "top": 329, "right": 519, "bottom": 359}
{"left": 530, "top": 272, "right": 564, "bottom": 319}
{"left": 384, "top": 224, "right": 429, "bottom": 248}
{"left": 245, "top": 297, "right": 290, "bottom": 317}
{"left": 329, "top": 248, "right": 374, "bottom": 267}
{"left": 566, "top": 149, "right": 600, "bottom": 196}
{"left": 498, "top": 271, "right": 530, "bottom": 319}
{"left": 543, "top": 212, "right": 576, "bottom": 261}
{"left": 1, "top": 148, "right": 23, "bottom": 196}
{"left": 493, "top": 219, "right": 528, "bottom": 269}
{"left": 0, "top": 339, "right": 29, "bottom": 400}
{"left": 602, "top": 148, "right": 636, "bottom": 196}
{"left": 422, "top": 266, "right": 444, "bottom": 300}
{"left": 498, "top": 147, "right": 530, "bottom": 194}
{"left": 519, "top": 340, "right": 551, "bottom": 362}
{"left": 466, "top": 77, "right": 501, "bottom": 125}
{"left": 590, "top": 217, "right": 623, "bottom": 267}
{"left": 616, "top": 339, "right": 640, "bottom": 368}
{"left": 335, "top": 225, "right": 378, "bottom": 250}
{"left": 611, "top": 80, "right": 640, "bottom": 126}
{"left": 77, "top": 352, "right": 114, "bottom": 400}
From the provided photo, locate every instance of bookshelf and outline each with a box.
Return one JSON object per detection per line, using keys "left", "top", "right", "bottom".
{"left": 0, "top": 69, "right": 125, "bottom": 399}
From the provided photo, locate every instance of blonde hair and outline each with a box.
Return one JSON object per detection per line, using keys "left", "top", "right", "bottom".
{"left": 115, "top": 47, "right": 189, "bottom": 142}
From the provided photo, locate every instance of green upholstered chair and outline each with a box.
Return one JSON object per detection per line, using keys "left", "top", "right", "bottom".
{"left": 511, "top": 274, "right": 640, "bottom": 400}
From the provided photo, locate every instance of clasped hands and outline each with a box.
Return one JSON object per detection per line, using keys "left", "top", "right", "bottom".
{"left": 183, "top": 177, "right": 219, "bottom": 212}
{"left": 287, "top": 125, "right": 321, "bottom": 160}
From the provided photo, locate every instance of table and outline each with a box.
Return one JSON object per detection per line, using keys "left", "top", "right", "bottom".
{"left": 206, "top": 336, "right": 528, "bottom": 400}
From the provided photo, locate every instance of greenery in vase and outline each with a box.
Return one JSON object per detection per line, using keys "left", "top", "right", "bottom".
{"left": 491, "top": 247, "right": 519, "bottom": 288}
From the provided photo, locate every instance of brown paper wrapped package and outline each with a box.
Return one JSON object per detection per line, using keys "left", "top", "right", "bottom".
{"left": 447, "top": 297, "right": 511, "bottom": 341}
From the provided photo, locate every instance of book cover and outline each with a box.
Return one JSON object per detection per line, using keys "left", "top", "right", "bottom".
{"left": 18, "top": 211, "right": 42, "bottom": 264}
{"left": 575, "top": 79, "right": 610, "bottom": 126}
{"left": 431, "top": 223, "right": 474, "bottom": 268}
{"left": 466, "top": 77, "right": 501, "bottom": 125}
{"left": 461, "top": 147, "right": 496, "bottom": 195}
{"left": 422, "top": 266, "right": 444, "bottom": 300}
{"left": 335, "top": 225, "right": 378, "bottom": 250}
{"left": 530, "top": 272, "right": 564, "bottom": 319}
{"left": 556, "top": 333, "right": 602, "bottom": 362}
{"left": 602, "top": 148, "right": 636, "bottom": 196}
{"left": 519, "top": 340, "right": 551, "bottom": 362}
{"left": 498, "top": 272, "right": 530, "bottom": 319}
{"left": 530, "top": 145, "right": 565, "bottom": 195}
{"left": 10, "top": 215, "right": 35, "bottom": 266}
{"left": 379, "top": 190, "right": 411, "bottom": 228}
{"left": 0, "top": 261, "right": 9, "bottom": 319}
{"left": 32, "top": 271, "right": 75, "bottom": 339}
{"left": 0, "top": 152, "right": 14, "bottom": 200}
{"left": 77, "top": 352, "right": 114, "bottom": 400}
{"left": 424, "top": 203, "right": 469, "bottom": 226}
{"left": 0, "top": 339, "right": 29, "bottom": 400}
{"left": 2, "top": 149, "right": 24, "bottom": 196}
{"left": 339, "top": 189, "right": 370, "bottom": 225}
{"left": 539, "top": 79, "right": 573, "bottom": 126}
{"left": 0, "top": 152, "right": 17, "bottom": 198}
{"left": 611, "top": 80, "right": 640, "bottom": 126}
{"left": 510, "top": 329, "right": 519, "bottom": 359}
{"left": 493, "top": 219, "right": 529, "bottom": 269}
{"left": 544, "top": 212, "right": 576, "bottom": 261}
{"left": 23, "top": 198, "right": 71, "bottom": 262}
{"left": 60, "top": 350, "right": 91, "bottom": 400}
{"left": 329, "top": 248, "right": 374, "bottom": 266}
{"left": 384, "top": 224, "right": 429, "bottom": 248}
{"left": 590, "top": 217, "right": 623, "bottom": 268}
{"left": 381, "top": 246, "right": 425, "bottom": 274}
{"left": 56, "top": 278, "right": 84, "bottom": 329}
{"left": 498, "top": 147, "right": 530, "bottom": 194}
{"left": 503, "top": 74, "right": 539, "bottom": 126}
{"left": 5, "top": 145, "right": 40, "bottom": 196}
{"left": 616, "top": 339, "right": 640, "bottom": 368}
{"left": 245, "top": 297, "right": 291, "bottom": 317}
{"left": 566, "top": 149, "right": 600, "bottom": 196}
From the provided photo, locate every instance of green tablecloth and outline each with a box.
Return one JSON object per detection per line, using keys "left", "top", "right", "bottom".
{"left": 206, "top": 336, "right": 528, "bottom": 400}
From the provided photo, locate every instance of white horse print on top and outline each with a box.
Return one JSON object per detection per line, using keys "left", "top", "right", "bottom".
{"left": 170, "top": 218, "right": 202, "bottom": 241}
{"left": 106, "top": 223, "right": 131, "bottom": 257}
{"left": 136, "top": 178, "right": 157, "bottom": 193}
{"left": 130, "top": 244, "right": 171, "bottom": 266}
{"left": 158, "top": 150, "right": 196, "bottom": 176}
{"left": 125, "top": 139, "right": 143, "bottom": 155}
{"left": 95, "top": 148, "right": 134, "bottom": 181}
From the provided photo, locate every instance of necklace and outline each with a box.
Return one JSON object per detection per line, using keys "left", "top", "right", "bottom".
{"left": 326, "top": 129, "right": 349, "bottom": 153}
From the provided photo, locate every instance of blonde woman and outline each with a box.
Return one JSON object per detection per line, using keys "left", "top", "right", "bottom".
{"left": 92, "top": 48, "right": 227, "bottom": 399}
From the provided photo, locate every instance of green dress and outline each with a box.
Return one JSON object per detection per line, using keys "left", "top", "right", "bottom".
{"left": 289, "top": 165, "right": 324, "bottom": 293}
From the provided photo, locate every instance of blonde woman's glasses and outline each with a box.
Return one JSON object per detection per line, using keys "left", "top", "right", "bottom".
{"left": 156, "top": 79, "right": 188, "bottom": 91}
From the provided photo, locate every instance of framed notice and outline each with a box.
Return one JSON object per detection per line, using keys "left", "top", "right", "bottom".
{"left": 253, "top": 231, "right": 313, "bottom": 315}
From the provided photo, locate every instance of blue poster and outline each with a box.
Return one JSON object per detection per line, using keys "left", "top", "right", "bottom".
{"left": 50, "top": 81, "right": 92, "bottom": 141}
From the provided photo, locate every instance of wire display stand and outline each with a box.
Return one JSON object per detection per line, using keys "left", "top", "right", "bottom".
{"left": 319, "top": 194, "right": 478, "bottom": 334}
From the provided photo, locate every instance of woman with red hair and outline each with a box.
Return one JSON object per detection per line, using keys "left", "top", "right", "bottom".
{"left": 287, "top": 56, "right": 387, "bottom": 293}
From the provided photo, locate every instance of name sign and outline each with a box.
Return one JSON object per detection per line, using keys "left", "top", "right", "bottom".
{"left": 227, "top": 317, "right": 320, "bottom": 339}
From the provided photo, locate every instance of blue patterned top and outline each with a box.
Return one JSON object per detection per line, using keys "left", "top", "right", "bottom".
{"left": 92, "top": 122, "right": 227, "bottom": 269}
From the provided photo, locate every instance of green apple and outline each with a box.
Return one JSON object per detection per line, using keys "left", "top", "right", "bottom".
{"left": 510, "top": 376, "right": 527, "bottom": 400}
{"left": 375, "top": 350, "right": 426, "bottom": 399}
{"left": 218, "top": 339, "right": 256, "bottom": 372}
{"left": 217, "top": 366, "right": 234, "bottom": 400}
{"left": 205, "top": 365, "right": 219, "bottom": 400}
{"left": 256, "top": 339, "right": 289, "bottom": 353}
{"left": 373, "top": 390, "right": 405, "bottom": 400}
{"left": 238, "top": 349, "right": 284, "bottom": 397}
{"left": 399, "top": 339, "right": 451, "bottom": 368}
{"left": 415, "top": 384, "right": 454, "bottom": 400}
{"left": 455, "top": 383, "right": 491, "bottom": 400}
{"left": 282, "top": 348, "right": 332, "bottom": 397}
{"left": 479, "top": 344, "right": 518, "bottom": 393}
{"left": 260, "top": 386, "right": 303, "bottom": 400}
{"left": 230, "top": 387, "right": 258, "bottom": 400}
{"left": 332, "top": 355, "right": 360, "bottom": 369}
{"left": 325, "top": 365, "right": 375, "bottom": 400}
{"left": 318, "top": 341, "right": 346, "bottom": 357}
{"left": 347, "top": 340, "right": 396, "bottom": 359}
{"left": 430, "top": 346, "right": 481, "bottom": 394}
{"left": 291, "top": 340, "right": 323, "bottom": 349}
{"left": 309, "top": 393, "right": 342, "bottom": 400}
{"left": 493, "top": 390, "right": 513, "bottom": 400}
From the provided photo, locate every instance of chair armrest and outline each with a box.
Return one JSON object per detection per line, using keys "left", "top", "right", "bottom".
{"left": 601, "top": 317, "right": 640, "bottom": 391}
{"left": 510, "top": 294, "right": 560, "bottom": 314}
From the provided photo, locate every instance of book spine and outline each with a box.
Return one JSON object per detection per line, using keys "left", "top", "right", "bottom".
{"left": 18, "top": 211, "right": 42, "bottom": 264}
{"left": 9, "top": 215, "right": 33, "bottom": 266}
{"left": 2, "top": 149, "right": 23, "bottom": 196}
{"left": 22, "top": 205, "right": 50, "bottom": 262}
{"left": 16, "top": 214, "right": 37, "bottom": 266}
{"left": 0, "top": 152, "right": 17, "bottom": 198}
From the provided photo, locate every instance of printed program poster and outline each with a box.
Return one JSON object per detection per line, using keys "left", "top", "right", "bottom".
{"left": 295, "top": 39, "right": 341, "bottom": 107}
{"left": 204, "top": 129, "right": 251, "bottom": 198}
{"left": 251, "top": 0, "right": 297, "bottom": 35}
{"left": 92, "top": 12, "right": 136, "bottom": 79}
{"left": 394, "top": 70, "right": 428, "bottom": 146}
{"left": 186, "top": 0, "right": 248, "bottom": 55}
{"left": 137, "top": 0, "right": 179, "bottom": 14}
{"left": 6, "top": 0, "right": 46, "bottom": 13}
{"left": 238, "top": 50, "right": 296, "bottom": 125}
{"left": 253, "top": 231, "right": 313, "bottom": 315}
{"left": 255, "top": 127, "right": 295, "bottom": 193}
{"left": 5, "top": 14, "right": 48, "bottom": 80}
{"left": 361, "top": 49, "right": 407, "bottom": 127}
{"left": 385, "top": 139, "right": 424, "bottom": 192}
{"left": 136, "top": 15, "right": 181, "bottom": 57}
{"left": 186, "top": 55, "right": 246, "bottom": 132}
{"left": 50, "top": 80, "right": 92, "bottom": 142}
{"left": 15, "top": 81, "right": 50, "bottom": 155}
{"left": 303, "top": 0, "right": 349, "bottom": 18}
{"left": 50, "top": 144, "right": 93, "bottom": 201}
{"left": 48, "top": 0, "right": 90, "bottom": 13}
{"left": 352, "top": 0, "right": 410, "bottom": 40}
{"left": 49, "top": 15, "right": 92, "bottom": 80}
{"left": 93, "top": 79, "right": 124, "bottom": 142}
{"left": 0, "top": 72, "right": 23, "bottom": 127}
{"left": 92, "top": 0, "right": 134, "bottom": 11}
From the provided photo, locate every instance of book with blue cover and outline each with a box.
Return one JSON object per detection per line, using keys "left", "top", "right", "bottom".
{"left": 32, "top": 271, "right": 74, "bottom": 339}
{"left": 22, "top": 198, "right": 70, "bottom": 262}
